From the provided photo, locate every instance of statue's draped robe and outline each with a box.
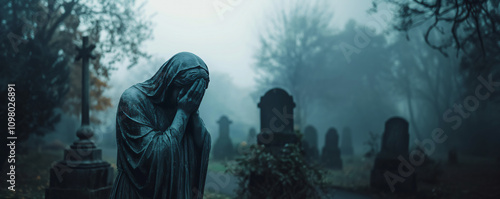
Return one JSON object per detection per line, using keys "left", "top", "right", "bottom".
{"left": 110, "top": 52, "right": 211, "bottom": 199}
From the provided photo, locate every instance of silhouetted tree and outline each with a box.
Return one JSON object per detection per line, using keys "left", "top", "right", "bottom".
{"left": 0, "top": 0, "right": 153, "bottom": 167}
{"left": 372, "top": 0, "right": 500, "bottom": 56}
{"left": 383, "top": 30, "right": 463, "bottom": 140}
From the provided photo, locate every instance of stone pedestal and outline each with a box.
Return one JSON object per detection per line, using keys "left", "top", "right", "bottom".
{"left": 45, "top": 127, "right": 114, "bottom": 199}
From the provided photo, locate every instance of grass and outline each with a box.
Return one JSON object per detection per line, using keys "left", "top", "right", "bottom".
{"left": 322, "top": 155, "right": 372, "bottom": 190}
{"left": 0, "top": 150, "right": 233, "bottom": 198}
{"left": 208, "top": 160, "right": 230, "bottom": 173}
{"left": 3, "top": 150, "right": 497, "bottom": 199}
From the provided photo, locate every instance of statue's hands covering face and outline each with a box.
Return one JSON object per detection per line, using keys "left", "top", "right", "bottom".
{"left": 177, "top": 79, "right": 206, "bottom": 115}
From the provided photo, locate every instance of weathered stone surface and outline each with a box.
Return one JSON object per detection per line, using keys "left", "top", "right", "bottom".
{"left": 257, "top": 88, "right": 298, "bottom": 152}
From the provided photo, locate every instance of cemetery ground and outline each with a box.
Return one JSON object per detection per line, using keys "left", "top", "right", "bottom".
{"left": 1, "top": 149, "right": 499, "bottom": 198}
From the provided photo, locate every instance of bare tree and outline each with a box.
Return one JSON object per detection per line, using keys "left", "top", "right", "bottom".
{"left": 372, "top": 0, "right": 500, "bottom": 56}
{"left": 383, "top": 29, "right": 463, "bottom": 140}
{"left": 254, "top": 0, "right": 336, "bottom": 127}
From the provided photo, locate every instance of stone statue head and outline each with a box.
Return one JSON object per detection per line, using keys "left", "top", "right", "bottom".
{"left": 135, "top": 52, "right": 210, "bottom": 106}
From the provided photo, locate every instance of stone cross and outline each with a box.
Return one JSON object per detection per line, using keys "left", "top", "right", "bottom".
{"left": 75, "top": 36, "right": 96, "bottom": 143}
{"left": 46, "top": 36, "right": 113, "bottom": 199}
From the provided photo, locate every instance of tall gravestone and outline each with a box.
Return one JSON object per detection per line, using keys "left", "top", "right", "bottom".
{"left": 341, "top": 127, "right": 354, "bottom": 155}
{"left": 303, "top": 125, "right": 319, "bottom": 162}
{"left": 321, "top": 128, "right": 343, "bottom": 170}
{"left": 370, "top": 117, "right": 416, "bottom": 193}
{"left": 46, "top": 36, "right": 114, "bottom": 199}
{"left": 257, "top": 88, "right": 298, "bottom": 153}
{"left": 213, "top": 115, "right": 234, "bottom": 160}
{"left": 247, "top": 128, "right": 257, "bottom": 146}
{"left": 249, "top": 88, "right": 298, "bottom": 197}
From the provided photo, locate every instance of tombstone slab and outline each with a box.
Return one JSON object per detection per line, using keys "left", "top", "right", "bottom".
{"left": 249, "top": 88, "right": 298, "bottom": 196}
{"left": 213, "top": 115, "right": 235, "bottom": 160}
{"left": 370, "top": 117, "right": 416, "bottom": 193}
{"left": 321, "top": 128, "right": 343, "bottom": 170}
{"left": 257, "top": 88, "right": 298, "bottom": 153}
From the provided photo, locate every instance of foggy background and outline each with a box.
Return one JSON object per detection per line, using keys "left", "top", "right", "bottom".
{"left": 27, "top": 0, "right": 500, "bottom": 157}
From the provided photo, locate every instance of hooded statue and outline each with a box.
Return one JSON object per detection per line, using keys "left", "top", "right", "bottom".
{"left": 110, "top": 52, "right": 211, "bottom": 199}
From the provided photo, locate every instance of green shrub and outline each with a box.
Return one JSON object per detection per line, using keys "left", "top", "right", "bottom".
{"left": 227, "top": 141, "right": 326, "bottom": 199}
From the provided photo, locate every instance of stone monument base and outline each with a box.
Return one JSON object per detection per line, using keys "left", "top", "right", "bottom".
{"left": 45, "top": 141, "right": 114, "bottom": 199}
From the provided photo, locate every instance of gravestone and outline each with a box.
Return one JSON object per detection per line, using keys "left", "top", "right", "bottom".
{"left": 303, "top": 125, "right": 319, "bottom": 162}
{"left": 257, "top": 88, "right": 298, "bottom": 153}
{"left": 370, "top": 117, "right": 416, "bottom": 193}
{"left": 213, "top": 115, "right": 234, "bottom": 160}
{"left": 247, "top": 128, "right": 257, "bottom": 146}
{"left": 46, "top": 36, "right": 114, "bottom": 199}
{"left": 341, "top": 127, "right": 354, "bottom": 155}
{"left": 321, "top": 128, "right": 343, "bottom": 170}
{"left": 249, "top": 88, "right": 298, "bottom": 197}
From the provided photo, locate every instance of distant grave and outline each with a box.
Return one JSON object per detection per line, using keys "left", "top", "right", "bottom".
{"left": 248, "top": 88, "right": 299, "bottom": 196}
{"left": 213, "top": 115, "right": 235, "bottom": 160}
{"left": 321, "top": 128, "right": 343, "bottom": 170}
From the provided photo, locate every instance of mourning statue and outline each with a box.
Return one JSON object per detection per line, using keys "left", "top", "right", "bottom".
{"left": 110, "top": 52, "right": 211, "bottom": 198}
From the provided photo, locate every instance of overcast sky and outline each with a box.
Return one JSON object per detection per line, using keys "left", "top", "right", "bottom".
{"left": 111, "top": 0, "right": 374, "bottom": 88}
{"left": 103, "top": 0, "right": 384, "bottom": 146}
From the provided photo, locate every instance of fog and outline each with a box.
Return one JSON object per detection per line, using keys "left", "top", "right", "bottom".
{"left": 44, "top": 0, "right": 499, "bottom": 158}
{"left": 90, "top": 0, "right": 389, "bottom": 151}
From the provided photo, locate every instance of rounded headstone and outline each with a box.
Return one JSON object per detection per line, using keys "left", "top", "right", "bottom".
{"left": 380, "top": 117, "right": 409, "bottom": 157}
{"left": 322, "top": 128, "right": 342, "bottom": 170}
